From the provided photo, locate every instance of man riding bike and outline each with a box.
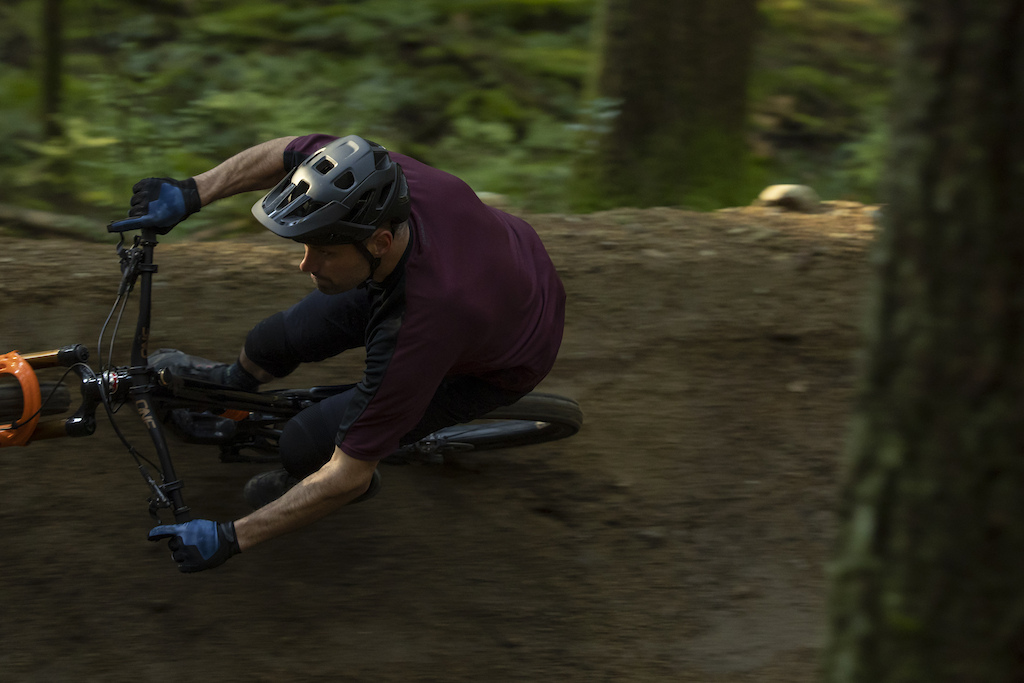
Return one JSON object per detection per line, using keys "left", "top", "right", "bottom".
{"left": 113, "top": 134, "right": 566, "bottom": 572}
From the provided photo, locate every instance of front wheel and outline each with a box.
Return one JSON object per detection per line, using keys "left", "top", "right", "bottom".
{"left": 393, "top": 392, "right": 583, "bottom": 459}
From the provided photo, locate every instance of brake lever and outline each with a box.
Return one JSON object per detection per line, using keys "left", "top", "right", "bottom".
{"left": 140, "top": 462, "right": 172, "bottom": 523}
{"left": 116, "top": 236, "right": 144, "bottom": 297}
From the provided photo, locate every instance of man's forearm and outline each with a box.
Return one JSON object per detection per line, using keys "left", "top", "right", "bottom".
{"left": 193, "top": 136, "right": 299, "bottom": 206}
{"left": 233, "top": 447, "right": 377, "bottom": 551}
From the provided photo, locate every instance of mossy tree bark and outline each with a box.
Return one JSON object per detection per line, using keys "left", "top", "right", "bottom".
{"left": 572, "top": 0, "right": 758, "bottom": 211}
{"left": 826, "top": 2, "right": 1024, "bottom": 681}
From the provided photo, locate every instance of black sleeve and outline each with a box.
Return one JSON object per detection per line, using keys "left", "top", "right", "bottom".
{"left": 283, "top": 149, "right": 307, "bottom": 171}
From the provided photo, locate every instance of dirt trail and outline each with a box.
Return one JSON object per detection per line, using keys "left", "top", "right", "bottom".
{"left": 0, "top": 203, "right": 875, "bottom": 682}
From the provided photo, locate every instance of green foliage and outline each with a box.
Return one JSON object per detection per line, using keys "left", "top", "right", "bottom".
{"left": 752, "top": 0, "right": 901, "bottom": 201}
{"left": 0, "top": 0, "right": 900, "bottom": 228}
{"left": 0, "top": 0, "right": 596, "bottom": 227}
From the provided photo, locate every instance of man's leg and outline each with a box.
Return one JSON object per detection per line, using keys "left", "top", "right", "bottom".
{"left": 280, "top": 376, "right": 523, "bottom": 475}
{"left": 244, "top": 377, "right": 525, "bottom": 507}
{"left": 243, "top": 288, "right": 374, "bottom": 379}
{"left": 149, "top": 289, "right": 373, "bottom": 388}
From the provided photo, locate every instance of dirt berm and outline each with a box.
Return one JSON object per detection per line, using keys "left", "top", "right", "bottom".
{"left": 0, "top": 202, "right": 875, "bottom": 682}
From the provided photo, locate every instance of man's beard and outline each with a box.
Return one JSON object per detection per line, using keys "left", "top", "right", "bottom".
{"left": 311, "top": 274, "right": 343, "bottom": 294}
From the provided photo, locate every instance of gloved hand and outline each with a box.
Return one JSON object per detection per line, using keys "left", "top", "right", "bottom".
{"left": 109, "top": 177, "right": 202, "bottom": 234}
{"left": 148, "top": 519, "right": 241, "bottom": 573}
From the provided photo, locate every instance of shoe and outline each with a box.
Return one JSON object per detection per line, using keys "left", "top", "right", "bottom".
{"left": 354, "top": 469, "right": 382, "bottom": 504}
{"left": 243, "top": 468, "right": 382, "bottom": 509}
{"left": 243, "top": 468, "right": 300, "bottom": 509}
{"left": 149, "top": 348, "right": 260, "bottom": 391}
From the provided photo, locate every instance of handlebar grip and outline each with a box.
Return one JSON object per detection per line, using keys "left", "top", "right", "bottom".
{"left": 58, "top": 344, "right": 89, "bottom": 366}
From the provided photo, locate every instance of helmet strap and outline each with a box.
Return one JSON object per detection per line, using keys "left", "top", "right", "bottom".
{"left": 354, "top": 240, "right": 382, "bottom": 288}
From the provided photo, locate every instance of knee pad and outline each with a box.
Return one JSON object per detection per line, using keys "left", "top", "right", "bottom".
{"left": 243, "top": 312, "right": 301, "bottom": 378}
{"left": 279, "top": 411, "right": 335, "bottom": 478}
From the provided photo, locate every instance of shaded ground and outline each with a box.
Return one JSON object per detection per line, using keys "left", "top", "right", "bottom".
{"left": 0, "top": 202, "right": 876, "bottom": 682}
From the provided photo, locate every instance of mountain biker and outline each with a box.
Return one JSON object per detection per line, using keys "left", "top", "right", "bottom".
{"left": 113, "top": 134, "right": 566, "bottom": 572}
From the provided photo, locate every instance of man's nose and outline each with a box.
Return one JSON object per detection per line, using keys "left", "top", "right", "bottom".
{"left": 299, "top": 247, "right": 314, "bottom": 272}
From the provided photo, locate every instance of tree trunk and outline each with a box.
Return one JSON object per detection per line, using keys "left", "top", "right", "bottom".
{"left": 826, "top": 2, "right": 1024, "bottom": 682}
{"left": 42, "top": 0, "right": 62, "bottom": 139}
{"left": 572, "top": 0, "right": 758, "bottom": 211}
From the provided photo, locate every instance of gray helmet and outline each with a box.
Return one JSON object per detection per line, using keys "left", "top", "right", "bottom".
{"left": 252, "top": 135, "right": 410, "bottom": 245}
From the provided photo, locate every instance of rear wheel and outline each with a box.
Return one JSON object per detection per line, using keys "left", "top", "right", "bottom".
{"left": 0, "top": 378, "right": 72, "bottom": 424}
{"left": 392, "top": 392, "right": 583, "bottom": 459}
{"left": 173, "top": 390, "right": 583, "bottom": 463}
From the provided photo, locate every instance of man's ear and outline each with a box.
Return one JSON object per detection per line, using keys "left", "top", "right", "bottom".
{"left": 369, "top": 227, "right": 394, "bottom": 257}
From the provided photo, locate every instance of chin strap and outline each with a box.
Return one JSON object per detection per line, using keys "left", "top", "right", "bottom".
{"left": 354, "top": 240, "right": 382, "bottom": 289}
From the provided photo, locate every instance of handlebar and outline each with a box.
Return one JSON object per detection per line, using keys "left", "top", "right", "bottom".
{"left": 19, "top": 345, "right": 90, "bottom": 370}
{"left": 3, "top": 226, "right": 193, "bottom": 523}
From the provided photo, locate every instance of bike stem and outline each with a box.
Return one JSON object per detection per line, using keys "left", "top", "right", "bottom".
{"left": 127, "top": 228, "right": 191, "bottom": 523}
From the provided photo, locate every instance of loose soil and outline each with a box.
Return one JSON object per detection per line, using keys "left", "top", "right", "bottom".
{"left": 0, "top": 202, "right": 877, "bottom": 682}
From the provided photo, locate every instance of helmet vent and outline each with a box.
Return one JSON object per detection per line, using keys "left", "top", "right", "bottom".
{"left": 288, "top": 181, "right": 310, "bottom": 203}
{"left": 377, "top": 182, "right": 393, "bottom": 209}
{"left": 346, "top": 190, "right": 373, "bottom": 221}
{"left": 282, "top": 181, "right": 325, "bottom": 219}
{"left": 333, "top": 170, "right": 355, "bottom": 191}
{"left": 314, "top": 158, "right": 336, "bottom": 174}
{"left": 297, "top": 199, "right": 325, "bottom": 217}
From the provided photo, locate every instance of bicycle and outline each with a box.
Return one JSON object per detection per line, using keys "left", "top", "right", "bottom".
{"left": 0, "top": 225, "right": 583, "bottom": 525}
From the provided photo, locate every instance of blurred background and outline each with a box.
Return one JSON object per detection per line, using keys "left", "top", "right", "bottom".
{"left": 0, "top": 0, "right": 898, "bottom": 234}
{"left": 0, "top": 4, "right": 910, "bottom": 679}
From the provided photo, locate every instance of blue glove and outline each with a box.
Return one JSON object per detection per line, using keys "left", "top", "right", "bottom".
{"left": 148, "top": 519, "right": 241, "bottom": 573}
{"left": 109, "top": 177, "right": 202, "bottom": 234}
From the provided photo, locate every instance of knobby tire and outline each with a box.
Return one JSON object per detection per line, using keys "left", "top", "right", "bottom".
{"left": 405, "top": 392, "right": 583, "bottom": 454}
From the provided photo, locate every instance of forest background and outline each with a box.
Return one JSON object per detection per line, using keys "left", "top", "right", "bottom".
{"left": 0, "top": 0, "right": 899, "bottom": 236}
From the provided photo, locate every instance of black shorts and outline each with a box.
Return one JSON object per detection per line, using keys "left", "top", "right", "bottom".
{"left": 244, "top": 289, "right": 524, "bottom": 476}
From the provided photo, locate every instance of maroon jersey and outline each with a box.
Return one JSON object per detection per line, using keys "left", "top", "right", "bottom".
{"left": 285, "top": 135, "right": 566, "bottom": 461}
